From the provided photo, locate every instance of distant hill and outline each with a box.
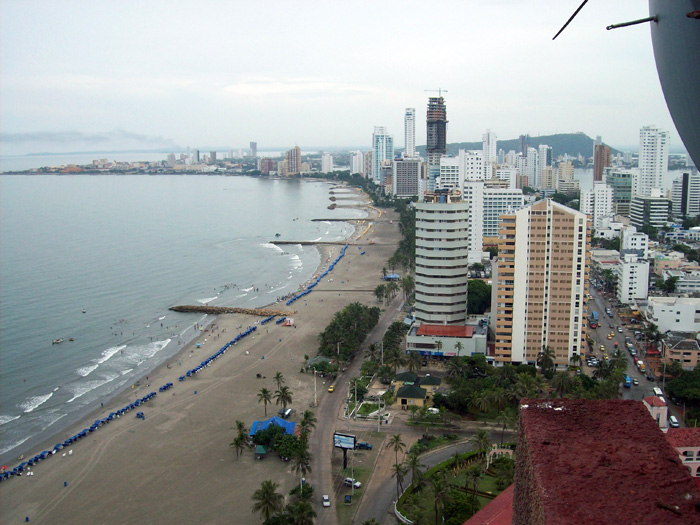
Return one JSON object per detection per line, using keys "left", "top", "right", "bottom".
{"left": 415, "top": 132, "right": 621, "bottom": 159}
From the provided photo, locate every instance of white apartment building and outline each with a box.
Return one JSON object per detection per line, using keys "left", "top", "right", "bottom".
{"left": 671, "top": 170, "right": 700, "bottom": 218}
{"left": 495, "top": 167, "right": 518, "bottom": 189}
{"left": 414, "top": 189, "right": 470, "bottom": 325}
{"left": 581, "top": 181, "right": 614, "bottom": 229}
{"left": 372, "top": 126, "right": 394, "bottom": 183}
{"left": 662, "top": 269, "right": 700, "bottom": 295}
{"left": 638, "top": 126, "right": 669, "bottom": 196}
{"left": 404, "top": 108, "right": 416, "bottom": 158}
{"left": 351, "top": 151, "right": 364, "bottom": 175}
{"left": 526, "top": 147, "right": 539, "bottom": 187}
{"left": 504, "top": 150, "right": 518, "bottom": 168}
{"left": 620, "top": 225, "right": 649, "bottom": 259}
{"left": 630, "top": 192, "right": 672, "bottom": 230}
{"left": 616, "top": 253, "right": 649, "bottom": 304}
{"left": 438, "top": 156, "right": 463, "bottom": 190}
{"left": 483, "top": 188, "right": 524, "bottom": 238}
{"left": 321, "top": 153, "right": 334, "bottom": 173}
{"left": 463, "top": 181, "right": 484, "bottom": 263}
{"left": 644, "top": 296, "right": 700, "bottom": 333}
{"left": 537, "top": 144, "right": 552, "bottom": 187}
{"left": 482, "top": 129, "right": 498, "bottom": 179}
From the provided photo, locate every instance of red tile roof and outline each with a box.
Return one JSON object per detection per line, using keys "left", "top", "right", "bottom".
{"left": 516, "top": 399, "right": 700, "bottom": 524}
{"left": 643, "top": 395, "right": 667, "bottom": 407}
{"left": 463, "top": 484, "right": 513, "bottom": 525}
{"left": 666, "top": 427, "right": 700, "bottom": 448}
{"left": 416, "top": 324, "right": 473, "bottom": 338}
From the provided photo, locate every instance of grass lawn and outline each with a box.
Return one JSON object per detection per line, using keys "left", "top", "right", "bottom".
{"left": 358, "top": 402, "right": 378, "bottom": 415}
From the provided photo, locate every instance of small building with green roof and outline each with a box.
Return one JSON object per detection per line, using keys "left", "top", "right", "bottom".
{"left": 396, "top": 384, "right": 427, "bottom": 409}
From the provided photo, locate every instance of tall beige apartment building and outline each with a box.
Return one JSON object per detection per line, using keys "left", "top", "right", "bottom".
{"left": 492, "top": 199, "right": 590, "bottom": 368}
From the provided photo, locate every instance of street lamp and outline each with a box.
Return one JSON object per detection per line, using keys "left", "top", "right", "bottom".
{"left": 313, "top": 369, "right": 317, "bottom": 406}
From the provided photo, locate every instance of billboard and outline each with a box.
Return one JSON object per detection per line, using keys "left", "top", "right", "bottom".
{"left": 333, "top": 432, "right": 356, "bottom": 450}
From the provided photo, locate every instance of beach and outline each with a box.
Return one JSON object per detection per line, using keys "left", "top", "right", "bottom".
{"left": 0, "top": 185, "right": 401, "bottom": 524}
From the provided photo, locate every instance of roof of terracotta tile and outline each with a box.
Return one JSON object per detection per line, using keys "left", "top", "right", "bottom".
{"left": 666, "top": 427, "right": 700, "bottom": 448}
{"left": 517, "top": 399, "right": 700, "bottom": 524}
{"left": 416, "top": 324, "right": 473, "bottom": 337}
{"left": 463, "top": 484, "right": 513, "bottom": 525}
{"left": 644, "top": 395, "right": 667, "bottom": 407}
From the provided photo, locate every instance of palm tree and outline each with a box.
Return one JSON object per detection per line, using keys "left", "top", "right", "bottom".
{"left": 257, "top": 387, "right": 273, "bottom": 417}
{"left": 387, "top": 434, "right": 406, "bottom": 469}
{"left": 593, "top": 360, "right": 612, "bottom": 381}
{"left": 391, "top": 462, "right": 408, "bottom": 498}
{"left": 384, "top": 347, "right": 405, "bottom": 373}
{"left": 374, "top": 284, "right": 386, "bottom": 304}
{"left": 404, "top": 452, "right": 425, "bottom": 488}
{"left": 453, "top": 341, "right": 464, "bottom": 356}
{"left": 550, "top": 372, "right": 575, "bottom": 398}
{"left": 273, "top": 372, "right": 285, "bottom": 391}
{"left": 299, "top": 410, "right": 317, "bottom": 438}
{"left": 431, "top": 472, "right": 452, "bottom": 525}
{"left": 408, "top": 404, "right": 419, "bottom": 421}
{"left": 536, "top": 345, "right": 556, "bottom": 373}
{"left": 569, "top": 354, "right": 582, "bottom": 367}
{"left": 445, "top": 356, "right": 469, "bottom": 383}
{"left": 434, "top": 340, "right": 443, "bottom": 353}
{"left": 275, "top": 385, "right": 293, "bottom": 410}
{"left": 386, "top": 280, "right": 400, "bottom": 298}
{"left": 230, "top": 434, "right": 247, "bottom": 459}
{"left": 406, "top": 351, "right": 422, "bottom": 373}
{"left": 465, "top": 464, "right": 483, "bottom": 511}
{"left": 497, "top": 409, "right": 517, "bottom": 446}
{"left": 468, "top": 429, "right": 492, "bottom": 465}
{"left": 400, "top": 275, "right": 415, "bottom": 300}
{"left": 251, "top": 479, "right": 284, "bottom": 522}
{"left": 235, "top": 419, "right": 248, "bottom": 439}
{"left": 286, "top": 499, "right": 316, "bottom": 525}
{"left": 381, "top": 267, "right": 388, "bottom": 278}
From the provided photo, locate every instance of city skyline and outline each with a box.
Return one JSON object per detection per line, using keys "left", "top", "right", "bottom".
{"left": 0, "top": 1, "right": 686, "bottom": 156}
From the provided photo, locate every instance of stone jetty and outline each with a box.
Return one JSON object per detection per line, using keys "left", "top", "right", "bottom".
{"left": 169, "top": 305, "right": 293, "bottom": 317}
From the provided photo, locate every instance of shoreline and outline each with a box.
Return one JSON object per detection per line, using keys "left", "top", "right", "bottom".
{"left": 0, "top": 183, "right": 363, "bottom": 467}
{"left": 0, "top": 183, "right": 399, "bottom": 524}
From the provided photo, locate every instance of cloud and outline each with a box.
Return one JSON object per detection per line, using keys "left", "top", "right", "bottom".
{"left": 1, "top": 129, "right": 179, "bottom": 149}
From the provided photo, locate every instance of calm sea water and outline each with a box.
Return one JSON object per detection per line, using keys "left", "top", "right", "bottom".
{"left": 0, "top": 174, "right": 363, "bottom": 463}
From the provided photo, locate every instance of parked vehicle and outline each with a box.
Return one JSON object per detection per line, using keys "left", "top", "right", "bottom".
{"left": 355, "top": 441, "right": 372, "bottom": 450}
{"left": 344, "top": 478, "right": 361, "bottom": 488}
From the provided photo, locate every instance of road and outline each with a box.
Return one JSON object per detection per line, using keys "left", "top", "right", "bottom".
{"left": 310, "top": 292, "right": 405, "bottom": 525}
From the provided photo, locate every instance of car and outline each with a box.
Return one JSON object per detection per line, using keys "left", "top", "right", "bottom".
{"left": 632, "top": 378, "right": 639, "bottom": 385}
{"left": 355, "top": 441, "right": 373, "bottom": 450}
{"left": 607, "top": 334, "right": 613, "bottom": 340}
{"left": 328, "top": 385, "right": 335, "bottom": 393}
{"left": 647, "top": 374, "right": 655, "bottom": 382}
{"left": 617, "top": 327, "right": 623, "bottom": 333}
{"left": 609, "top": 323, "right": 614, "bottom": 328}
{"left": 344, "top": 477, "right": 361, "bottom": 488}
{"left": 600, "top": 345, "right": 605, "bottom": 351}
{"left": 322, "top": 495, "right": 331, "bottom": 507}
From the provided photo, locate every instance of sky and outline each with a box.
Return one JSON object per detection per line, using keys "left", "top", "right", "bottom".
{"left": 0, "top": 1, "right": 686, "bottom": 156}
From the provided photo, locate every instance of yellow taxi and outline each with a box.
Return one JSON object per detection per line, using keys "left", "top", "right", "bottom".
{"left": 600, "top": 345, "right": 605, "bottom": 351}
{"left": 328, "top": 385, "right": 335, "bottom": 393}
{"left": 607, "top": 334, "right": 613, "bottom": 339}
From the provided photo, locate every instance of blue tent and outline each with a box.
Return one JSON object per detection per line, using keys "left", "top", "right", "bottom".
{"left": 249, "top": 416, "right": 295, "bottom": 436}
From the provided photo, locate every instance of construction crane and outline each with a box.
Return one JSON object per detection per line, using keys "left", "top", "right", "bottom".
{"left": 424, "top": 88, "right": 448, "bottom": 97}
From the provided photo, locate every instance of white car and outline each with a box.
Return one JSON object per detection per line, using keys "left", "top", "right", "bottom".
{"left": 617, "top": 327, "right": 623, "bottom": 333}
{"left": 322, "top": 495, "right": 331, "bottom": 507}
{"left": 344, "top": 477, "right": 361, "bottom": 488}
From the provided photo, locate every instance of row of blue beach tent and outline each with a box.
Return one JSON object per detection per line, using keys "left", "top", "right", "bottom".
{"left": 0, "top": 391, "right": 158, "bottom": 483}
{"left": 286, "top": 244, "right": 348, "bottom": 306}
{"left": 260, "top": 315, "right": 275, "bottom": 325}
{"left": 275, "top": 317, "right": 286, "bottom": 325}
{"left": 181, "top": 325, "right": 257, "bottom": 381}
{"left": 159, "top": 382, "right": 174, "bottom": 392}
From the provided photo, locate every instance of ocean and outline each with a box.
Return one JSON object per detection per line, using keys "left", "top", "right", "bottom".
{"left": 0, "top": 174, "right": 363, "bottom": 464}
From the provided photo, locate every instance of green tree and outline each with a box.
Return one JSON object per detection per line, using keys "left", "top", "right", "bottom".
{"left": 401, "top": 275, "right": 415, "bottom": 300}
{"left": 258, "top": 387, "right": 273, "bottom": 417}
{"left": 468, "top": 429, "right": 492, "bottom": 464}
{"left": 274, "top": 372, "right": 286, "bottom": 392}
{"left": 299, "top": 410, "right": 317, "bottom": 438}
{"left": 387, "top": 433, "right": 406, "bottom": 469}
{"left": 536, "top": 346, "right": 557, "bottom": 374}
{"left": 275, "top": 385, "right": 293, "bottom": 410}
{"left": 467, "top": 279, "right": 492, "bottom": 315}
{"left": 550, "top": 372, "right": 576, "bottom": 397}
{"left": 431, "top": 472, "right": 453, "bottom": 525}
{"left": 465, "top": 464, "right": 483, "bottom": 511}
{"left": 392, "top": 462, "right": 408, "bottom": 499}
{"left": 406, "top": 350, "right": 422, "bottom": 373}
{"left": 230, "top": 434, "right": 248, "bottom": 459}
{"left": 251, "top": 480, "right": 284, "bottom": 522}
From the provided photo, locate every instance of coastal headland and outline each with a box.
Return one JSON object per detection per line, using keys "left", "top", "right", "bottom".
{"left": 0, "top": 184, "right": 402, "bottom": 524}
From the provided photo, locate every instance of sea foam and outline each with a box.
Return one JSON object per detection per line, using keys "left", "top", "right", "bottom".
{"left": 76, "top": 364, "right": 99, "bottom": 377}
{"left": 97, "top": 345, "right": 126, "bottom": 364}
{"left": 0, "top": 414, "right": 20, "bottom": 426}
{"left": 20, "top": 393, "right": 53, "bottom": 413}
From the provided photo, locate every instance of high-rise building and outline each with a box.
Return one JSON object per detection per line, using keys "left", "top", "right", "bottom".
{"left": 594, "top": 144, "right": 611, "bottom": 182}
{"left": 363, "top": 150, "right": 373, "bottom": 179}
{"left": 492, "top": 199, "right": 590, "bottom": 367}
{"left": 526, "top": 147, "right": 539, "bottom": 187}
{"left": 321, "top": 153, "right": 334, "bottom": 173}
{"left": 482, "top": 129, "right": 497, "bottom": 179}
{"left": 191, "top": 149, "right": 200, "bottom": 164}
{"left": 540, "top": 167, "right": 556, "bottom": 190}
{"left": 671, "top": 170, "right": 700, "bottom": 218}
{"left": 259, "top": 158, "right": 276, "bottom": 175}
{"left": 581, "top": 181, "right": 614, "bottom": 229}
{"left": 209, "top": 151, "right": 217, "bottom": 164}
{"left": 495, "top": 167, "right": 518, "bottom": 189}
{"left": 537, "top": 144, "right": 552, "bottom": 187}
{"left": 426, "top": 97, "right": 447, "bottom": 190}
{"left": 404, "top": 108, "right": 416, "bottom": 158}
{"left": 392, "top": 158, "right": 422, "bottom": 199}
{"left": 250, "top": 141, "right": 257, "bottom": 157}
{"left": 638, "top": 126, "right": 669, "bottom": 196}
{"left": 372, "top": 127, "right": 394, "bottom": 183}
{"left": 605, "top": 167, "right": 636, "bottom": 216}
{"left": 630, "top": 192, "right": 672, "bottom": 230}
{"left": 617, "top": 253, "right": 650, "bottom": 304}
{"left": 483, "top": 188, "right": 524, "bottom": 238}
{"left": 351, "top": 151, "right": 364, "bottom": 176}
{"left": 518, "top": 134, "right": 529, "bottom": 155}
{"left": 621, "top": 225, "right": 649, "bottom": 259}
{"left": 285, "top": 146, "right": 301, "bottom": 175}
{"left": 414, "top": 189, "right": 469, "bottom": 325}
{"left": 463, "top": 181, "right": 485, "bottom": 263}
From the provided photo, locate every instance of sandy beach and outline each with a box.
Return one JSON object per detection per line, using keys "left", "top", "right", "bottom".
{"left": 0, "top": 184, "right": 401, "bottom": 524}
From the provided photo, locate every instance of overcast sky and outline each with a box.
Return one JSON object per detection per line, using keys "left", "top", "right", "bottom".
{"left": 0, "top": 1, "right": 685, "bottom": 156}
